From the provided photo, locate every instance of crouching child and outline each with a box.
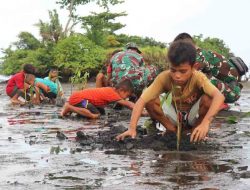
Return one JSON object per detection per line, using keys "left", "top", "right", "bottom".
{"left": 61, "top": 79, "right": 147, "bottom": 119}
{"left": 116, "top": 40, "right": 225, "bottom": 143}
{"left": 34, "top": 78, "right": 58, "bottom": 104}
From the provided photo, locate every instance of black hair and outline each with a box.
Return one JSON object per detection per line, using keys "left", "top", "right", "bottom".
{"left": 49, "top": 66, "right": 59, "bottom": 72}
{"left": 23, "top": 64, "right": 36, "bottom": 75}
{"left": 173, "top": 32, "right": 194, "bottom": 43}
{"left": 115, "top": 79, "right": 134, "bottom": 93}
{"left": 168, "top": 40, "right": 196, "bottom": 66}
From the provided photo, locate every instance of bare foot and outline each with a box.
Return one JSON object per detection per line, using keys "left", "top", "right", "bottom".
{"left": 11, "top": 98, "right": 25, "bottom": 105}
{"left": 60, "top": 102, "right": 70, "bottom": 116}
{"left": 91, "top": 113, "right": 100, "bottom": 119}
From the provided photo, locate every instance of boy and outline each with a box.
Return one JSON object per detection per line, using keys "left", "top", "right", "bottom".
{"left": 44, "top": 67, "right": 64, "bottom": 97}
{"left": 6, "top": 64, "right": 36, "bottom": 104}
{"left": 35, "top": 78, "right": 58, "bottom": 103}
{"left": 116, "top": 41, "right": 225, "bottom": 143}
{"left": 173, "top": 33, "right": 242, "bottom": 104}
{"left": 61, "top": 79, "right": 147, "bottom": 119}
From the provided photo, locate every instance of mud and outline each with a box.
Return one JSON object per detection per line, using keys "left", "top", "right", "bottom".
{"left": 0, "top": 82, "right": 250, "bottom": 189}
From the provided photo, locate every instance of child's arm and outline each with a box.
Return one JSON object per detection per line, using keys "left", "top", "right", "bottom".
{"left": 190, "top": 89, "right": 225, "bottom": 143}
{"left": 116, "top": 98, "right": 146, "bottom": 140}
{"left": 56, "top": 79, "right": 64, "bottom": 96}
{"left": 116, "top": 99, "right": 134, "bottom": 110}
{"left": 32, "top": 86, "right": 41, "bottom": 104}
{"left": 117, "top": 99, "right": 148, "bottom": 116}
{"left": 36, "top": 82, "right": 50, "bottom": 93}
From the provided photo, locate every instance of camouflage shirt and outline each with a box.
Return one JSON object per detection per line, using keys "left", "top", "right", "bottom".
{"left": 110, "top": 49, "right": 158, "bottom": 95}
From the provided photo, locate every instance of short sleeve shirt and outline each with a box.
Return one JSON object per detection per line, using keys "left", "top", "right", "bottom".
{"left": 69, "top": 87, "right": 122, "bottom": 107}
{"left": 6, "top": 72, "right": 25, "bottom": 95}
{"left": 141, "top": 70, "right": 217, "bottom": 111}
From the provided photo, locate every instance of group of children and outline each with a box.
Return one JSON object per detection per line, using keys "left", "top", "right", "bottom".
{"left": 5, "top": 32, "right": 247, "bottom": 143}
{"left": 6, "top": 64, "right": 63, "bottom": 105}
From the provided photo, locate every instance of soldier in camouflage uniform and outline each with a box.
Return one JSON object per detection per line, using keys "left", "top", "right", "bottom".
{"left": 110, "top": 43, "right": 159, "bottom": 96}
{"left": 174, "top": 33, "right": 242, "bottom": 103}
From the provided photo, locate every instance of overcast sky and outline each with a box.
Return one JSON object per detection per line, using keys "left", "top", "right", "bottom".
{"left": 0, "top": 0, "right": 249, "bottom": 64}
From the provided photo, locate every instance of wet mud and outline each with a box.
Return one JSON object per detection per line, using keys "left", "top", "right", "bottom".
{"left": 1, "top": 82, "right": 250, "bottom": 189}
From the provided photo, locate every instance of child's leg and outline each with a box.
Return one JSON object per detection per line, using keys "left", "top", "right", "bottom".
{"left": 9, "top": 87, "right": 25, "bottom": 105}
{"left": 145, "top": 97, "right": 177, "bottom": 132}
{"left": 61, "top": 102, "right": 100, "bottom": 119}
{"left": 188, "top": 95, "right": 212, "bottom": 129}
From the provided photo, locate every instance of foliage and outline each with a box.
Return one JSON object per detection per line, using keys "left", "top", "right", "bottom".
{"left": 70, "top": 70, "right": 89, "bottom": 90}
{"left": 193, "top": 34, "right": 233, "bottom": 59}
{"left": 79, "top": 11, "right": 127, "bottom": 46}
{"left": 35, "top": 9, "right": 64, "bottom": 44}
{"left": 141, "top": 46, "right": 168, "bottom": 71}
{"left": 57, "top": 0, "right": 124, "bottom": 10}
{"left": 116, "top": 34, "right": 167, "bottom": 48}
{"left": 14, "top": 32, "right": 41, "bottom": 50}
{"left": 53, "top": 34, "right": 105, "bottom": 75}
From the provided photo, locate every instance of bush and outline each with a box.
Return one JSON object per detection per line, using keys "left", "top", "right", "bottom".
{"left": 53, "top": 34, "right": 106, "bottom": 76}
{"left": 141, "top": 46, "right": 168, "bottom": 71}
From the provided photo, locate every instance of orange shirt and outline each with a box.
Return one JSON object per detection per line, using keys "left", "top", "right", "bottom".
{"left": 69, "top": 87, "right": 122, "bottom": 106}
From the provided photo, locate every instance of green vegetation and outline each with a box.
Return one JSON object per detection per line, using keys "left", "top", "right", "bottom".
{"left": 0, "top": 0, "right": 234, "bottom": 79}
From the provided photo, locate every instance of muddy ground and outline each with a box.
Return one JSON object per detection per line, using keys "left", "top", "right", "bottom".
{"left": 0, "top": 82, "right": 250, "bottom": 190}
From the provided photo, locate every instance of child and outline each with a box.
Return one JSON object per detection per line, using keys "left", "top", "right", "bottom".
{"left": 173, "top": 33, "right": 242, "bottom": 105}
{"left": 6, "top": 64, "right": 36, "bottom": 104}
{"left": 44, "top": 67, "right": 63, "bottom": 97}
{"left": 61, "top": 79, "right": 147, "bottom": 119}
{"left": 35, "top": 78, "right": 58, "bottom": 103}
{"left": 116, "top": 40, "right": 225, "bottom": 143}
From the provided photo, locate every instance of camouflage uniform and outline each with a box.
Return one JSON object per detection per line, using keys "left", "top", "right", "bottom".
{"left": 111, "top": 49, "right": 159, "bottom": 95}
{"left": 196, "top": 48, "right": 242, "bottom": 103}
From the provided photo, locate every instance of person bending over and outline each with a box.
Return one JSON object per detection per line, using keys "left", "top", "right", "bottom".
{"left": 61, "top": 79, "right": 147, "bottom": 119}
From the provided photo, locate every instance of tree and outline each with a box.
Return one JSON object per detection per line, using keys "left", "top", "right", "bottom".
{"left": 115, "top": 34, "right": 167, "bottom": 48}
{"left": 79, "top": 11, "right": 126, "bottom": 46}
{"left": 14, "top": 32, "right": 41, "bottom": 50}
{"left": 56, "top": 0, "right": 124, "bottom": 36}
{"left": 53, "top": 34, "right": 105, "bottom": 76}
{"left": 35, "top": 9, "right": 63, "bottom": 44}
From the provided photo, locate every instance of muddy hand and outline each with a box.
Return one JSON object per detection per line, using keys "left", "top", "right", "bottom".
{"left": 116, "top": 129, "right": 137, "bottom": 141}
{"left": 190, "top": 124, "right": 209, "bottom": 143}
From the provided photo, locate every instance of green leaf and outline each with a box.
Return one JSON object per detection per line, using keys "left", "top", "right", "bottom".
{"left": 165, "top": 92, "right": 172, "bottom": 107}
{"left": 226, "top": 116, "right": 238, "bottom": 124}
{"left": 241, "top": 112, "right": 250, "bottom": 118}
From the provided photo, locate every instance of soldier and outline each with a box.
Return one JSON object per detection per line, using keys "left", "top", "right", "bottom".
{"left": 110, "top": 42, "right": 159, "bottom": 97}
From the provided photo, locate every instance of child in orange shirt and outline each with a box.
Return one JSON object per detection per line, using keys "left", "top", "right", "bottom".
{"left": 61, "top": 79, "right": 147, "bottom": 119}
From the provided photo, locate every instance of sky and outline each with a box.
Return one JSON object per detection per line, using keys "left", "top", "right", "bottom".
{"left": 0, "top": 0, "right": 249, "bottom": 64}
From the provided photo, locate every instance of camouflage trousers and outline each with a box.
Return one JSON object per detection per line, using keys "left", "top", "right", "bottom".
{"left": 210, "top": 76, "right": 242, "bottom": 103}
{"left": 111, "top": 65, "right": 159, "bottom": 96}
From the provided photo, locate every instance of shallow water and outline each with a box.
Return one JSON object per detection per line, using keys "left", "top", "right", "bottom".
{"left": 0, "top": 82, "right": 250, "bottom": 189}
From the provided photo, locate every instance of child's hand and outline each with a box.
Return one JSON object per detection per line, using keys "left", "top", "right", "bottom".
{"left": 32, "top": 99, "right": 40, "bottom": 105}
{"left": 47, "top": 86, "right": 51, "bottom": 92}
{"left": 190, "top": 121, "right": 209, "bottom": 143}
{"left": 116, "top": 129, "right": 137, "bottom": 141}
